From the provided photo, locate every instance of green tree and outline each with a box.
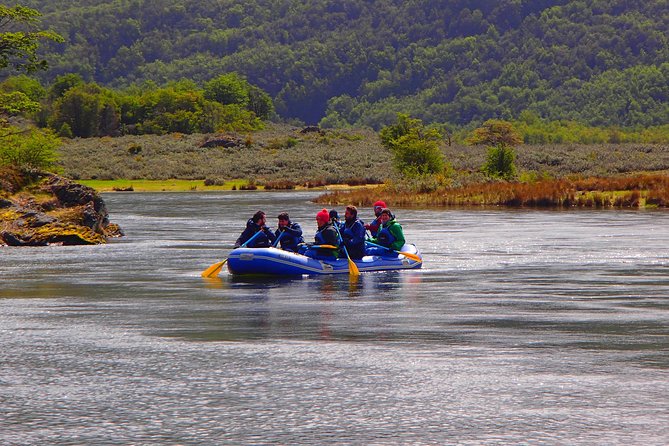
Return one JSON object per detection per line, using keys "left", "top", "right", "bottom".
{"left": 481, "top": 146, "right": 517, "bottom": 180}
{"left": 0, "top": 75, "right": 45, "bottom": 101}
{"left": 48, "top": 73, "right": 84, "bottom": 100}
{"left": 379, "top": 113, "right": 444, "bottom": 177}
{"left": 0, "top": 127, "right": 60, "bottom": 170}
{"left": 247, "top": 85, "right": 274, "bottom": 120}
{"left": 49, "top": 83, "right": 119, "bottom": 137}
{"left": 204, "top": 73, "right": 250, "bottom": 106}
{"left": 0, "top": 5, "right": 63, "bottom": 73}
{"left": 465, "top": 119, "right": 523, "bottom": 147}
{"left": 1, "top": 5, "right": 62, "bottom": 170}
{"left": 467, "top": 119, "right": 522, "bottom": 180}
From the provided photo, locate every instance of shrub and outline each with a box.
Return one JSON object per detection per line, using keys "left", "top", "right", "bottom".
{"left": 482, "top": 145, "right": 517, "bottom": 180}
{"left": 380, "top": 113, "right": 445, "bottom": 177}
{"left": 0, "top": 127, "right": 60, "bottom": 170}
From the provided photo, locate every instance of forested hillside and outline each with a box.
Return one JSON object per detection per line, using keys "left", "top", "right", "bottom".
{"left": 17, "top": 0, "right": 669, "bottom": 129}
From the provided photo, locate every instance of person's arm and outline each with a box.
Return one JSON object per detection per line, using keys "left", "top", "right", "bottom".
{"left": 282, "top": 222, "right": 303, "bottom": 238}
{"left": 351, "top": 221, "right": 366, "bottom": 245}
{"left": 262, "top": 225, "right": 276, "bottom": 243}
{"left": 388, "top": 223, "right": 405, "bottom": 251}
{"left": 234, "top": 225, "right": 254, "bottom": 248}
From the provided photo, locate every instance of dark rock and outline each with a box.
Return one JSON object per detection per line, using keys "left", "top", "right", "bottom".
{"left": 1, "top": 172, "right": 123, "bottom": 246}
{"left": 0, "top": 198, "right": 12, "bottom": 208}
{"left": 200, "top": 135, "right": 243, "bottom": 148}
{"left": 300, "top": 126, "right": 323, "bottom": 134}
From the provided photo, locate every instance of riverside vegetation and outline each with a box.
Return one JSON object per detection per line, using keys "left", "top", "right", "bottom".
{"left": 54, "top": 121, "right": 669, "bottom": 209}
{"left": 3, "top": 3, "right": 669, "bottom": 215}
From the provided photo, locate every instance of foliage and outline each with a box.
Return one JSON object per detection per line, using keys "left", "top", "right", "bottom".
{"left": 317, "top": 174, "right": 669, "bottom": 209}
{"left": 0, "top": 4, "right": 62, "bottom": 171}
{"left": 466, "top": 120, "right": 521, "bottom": 180}
{"left": 6, "top": 75, "right": 274, "bottom": 137}
{"left": 4, "top": 1, "right": 665, "bottom": 128}
{"left": 0, "top": 126, "right": 60, "bottom": 170}
{"left": 0, "top": 5, "right": 63, "bottom": 73}
{"left": 0, "top": 74, "right": 45, "bottom": 101}
{"left": 380, "top": 113, "right": 445, "bottom": 177}
{"left": 466, "top": 119, "right": 523, "bottom": 148}
{"left": 204, "top": 73, "right": 249, "bottom": 107}
{"left": 482, "top": 145, "right": 517, "bottom": 180}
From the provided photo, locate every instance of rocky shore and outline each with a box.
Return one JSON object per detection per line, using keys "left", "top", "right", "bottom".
{"left": 0, "top": 167, "right": 123, "bottom": 246}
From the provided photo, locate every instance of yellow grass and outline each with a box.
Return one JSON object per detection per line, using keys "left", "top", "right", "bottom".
{"left": 78, "top": 179, "right": 253, "bottom": 192}
{"left": 315, "top": 174, "right": 669, "bottom": 208}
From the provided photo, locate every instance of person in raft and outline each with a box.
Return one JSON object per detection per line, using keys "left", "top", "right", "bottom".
{"left": 366, "top": 208, "right": 406, "bottom": 256}
{"left": 340, "top": 205, "right": 366, "bottom": 260}
{"left": 274, "top": 212, "right": 304, "bottom": 252}
{"left": 234, "top": 210, "right": 276, "bottom": 248}
{"left": 364, "top": 200, "right": 386, "bottom": 237}
{"left": 298, "top": 208, "right": 340, "bottom": 260}
{"left": 329, "top": 209, "right": 344, "bottom": 231}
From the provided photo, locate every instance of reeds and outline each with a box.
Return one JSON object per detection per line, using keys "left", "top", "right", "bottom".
{"left": 316, "top": 174, "right": 669, "bottom": 209}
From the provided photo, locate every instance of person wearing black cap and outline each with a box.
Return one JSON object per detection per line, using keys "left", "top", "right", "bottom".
{"left": 274, "top": 212, "right": 304, "bottom": 252}
{"left": 329, "top": 209, "right": 344, "bottom": 230}
{"left": 234, "top": 210, "right": 276, "bottom": 248}
{"left": 367, "top": 208, "right": 405, "bottom": 256}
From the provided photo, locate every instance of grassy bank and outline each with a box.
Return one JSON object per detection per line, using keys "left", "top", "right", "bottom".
{"left": 57, "top": 123, "right": 669, "bottom": 187}
{"left": 57, "top": 124, "right": 389, "bottom": 187}
{"left": 316, "top": 174, "right": 669, "bottom": 209}
{"left": 78, "top": 179, "right": 250, "bottom": 192}
{"left": 57, "top": 124, "right": 669, "bottom": 208}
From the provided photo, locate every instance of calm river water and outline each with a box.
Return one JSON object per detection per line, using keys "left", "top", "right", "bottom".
{"left": 1, "top": 191, "right": 669, "bottom": 445}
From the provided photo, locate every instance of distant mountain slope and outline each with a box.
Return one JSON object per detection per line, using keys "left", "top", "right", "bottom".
{"left": 20, "top": 0, "right": 669, "bottom": 128}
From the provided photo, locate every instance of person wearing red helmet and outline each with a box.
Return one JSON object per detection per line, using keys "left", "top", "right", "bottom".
{"left": 364, "top": 200, "right": 386, "bottom": 237}
{"left": 298, "top": 208, "right": 340, "bottom": 259}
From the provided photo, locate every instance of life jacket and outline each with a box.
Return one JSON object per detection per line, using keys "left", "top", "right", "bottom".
{"left": 315, "top": 222, "right": 338, "bottom": 246}
{"left": 376, "top": 220, "right": 398, "bottom": 247}
{"left": 341, "top": 218, "right": 366, "bottom": 259}
{"left": 275, "top": 222, "right": 304, "bottom": 252}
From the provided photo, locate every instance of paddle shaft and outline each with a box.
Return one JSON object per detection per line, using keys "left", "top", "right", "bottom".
{"left": 201, "top": 227, "right": 267, "bottom": 277}
{"left": 365, "top": 240, "right": 421, "bottom": 262}
{"left": 333, "top": 222, "right": 360, "bottom": 276}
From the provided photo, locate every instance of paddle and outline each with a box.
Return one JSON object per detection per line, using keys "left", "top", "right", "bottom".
{"left": 333, "top": 223, "right": 360, "bottom": 277}
{"left": 201, "top": 229, "right": 265, "bottom": 278}
{"left": 365, "top": 240, "right": 422, "bottom": 262}
{"left": 272, "top": 229, "right": 286, "bottom": 247}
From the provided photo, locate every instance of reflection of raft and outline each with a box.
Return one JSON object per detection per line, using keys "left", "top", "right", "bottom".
{"left": 227, "top": 244, "right": 422, "bottom": 276}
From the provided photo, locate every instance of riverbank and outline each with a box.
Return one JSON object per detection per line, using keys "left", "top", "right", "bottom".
{"left": 0, "top": 167, "right": 123, "bottom": 246}
{"left": 56, "top": 124, "right": 669, "bottom": 207}
{"left": 316, "top": 173, "right": 669, "bottom": 209}
{"left": 58, "top": 123, "right": 669, "bottom": 187}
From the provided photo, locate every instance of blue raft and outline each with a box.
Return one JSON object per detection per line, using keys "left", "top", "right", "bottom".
{"left": 227, "top": 244, "right": 422, "bottom": 276}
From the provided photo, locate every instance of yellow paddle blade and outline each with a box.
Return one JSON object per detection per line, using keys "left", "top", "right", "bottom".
{"left": 201, "top": 259, "right": 227, "bottom": 278}
{"left": 348, "top": 257, "right": 360, "bottom": 276}
{"left": 398, "top": 251, "right": 422, "bottom": 262}
{"left": 317, "top": 244, "right": 339, "bottom": 249}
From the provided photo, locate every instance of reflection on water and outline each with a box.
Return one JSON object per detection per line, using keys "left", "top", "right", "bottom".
{"left": 2, "top": 192, "right": 669, "bottom": 444}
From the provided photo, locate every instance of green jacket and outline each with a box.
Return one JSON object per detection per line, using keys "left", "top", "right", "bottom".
{"left": 371, "top": 218, "right": 405, "bottom": 251}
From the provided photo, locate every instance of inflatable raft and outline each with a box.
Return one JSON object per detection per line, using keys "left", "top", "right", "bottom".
{"left": 227, "top": 244, "right": 422, "bottom": 276}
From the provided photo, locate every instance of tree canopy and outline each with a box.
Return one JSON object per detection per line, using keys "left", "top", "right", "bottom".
{"left": 8, "top": 0, "right": 669, "bottom": 130}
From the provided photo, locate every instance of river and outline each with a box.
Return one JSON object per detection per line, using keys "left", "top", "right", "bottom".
{"left": 1, "top": 191, "right": 668, "bottom": 445}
